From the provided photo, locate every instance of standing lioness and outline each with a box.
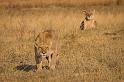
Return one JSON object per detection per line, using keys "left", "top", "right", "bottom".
{"left": 34, "top": 29, "right": 59, "bottom": 71}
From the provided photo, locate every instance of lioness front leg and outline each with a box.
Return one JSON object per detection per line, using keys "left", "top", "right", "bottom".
{"left": 36, "top": 61, "right": 42, "bottom": 71}
{"left": 34, "top": 46, "right": 43, "bottom": 71}
{"left": 48, "top": 55, "right": 52, "bottom": 68}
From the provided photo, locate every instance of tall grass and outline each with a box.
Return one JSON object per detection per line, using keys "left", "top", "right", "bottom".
{"left": 0, "top": 6, "right": 124, "bottom": 82}
{"left": 0, "top": 0, "right": 124, "bottom": 8}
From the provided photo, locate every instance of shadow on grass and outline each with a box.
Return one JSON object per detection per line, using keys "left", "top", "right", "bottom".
{"left": 16, "top": 64, "right": 36, "bottom": 72}
{"left": 104, "top": 32, "right": 117, "bottom": 35}
{"left": 16, "top": 64, "right": 50, "bottom": 72}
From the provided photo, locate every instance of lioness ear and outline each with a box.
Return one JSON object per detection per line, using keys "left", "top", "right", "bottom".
{"left": 82, "top": 10, "right": 87, "bottom": 14}
{"left": 46, "top": 46, "right": 49, "bottom": 49}
{"left": 92, "top": 9, "right": 95, "bottom": 14}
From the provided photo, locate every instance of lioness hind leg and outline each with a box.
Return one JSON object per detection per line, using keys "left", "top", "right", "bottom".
{"left": 49, "top": 53, "right": 59, "bottom": 70}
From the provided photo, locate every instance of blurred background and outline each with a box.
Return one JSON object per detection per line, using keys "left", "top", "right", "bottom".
{"left": 0, "top": 0, "right": 124, "bottom": 8}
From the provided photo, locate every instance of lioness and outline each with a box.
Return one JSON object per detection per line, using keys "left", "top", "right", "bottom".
{"left": 80, "top": 9, "right": 97, "bottom": 30}
{"left": 34, "top": 29, "right": 59, "bottom": 71}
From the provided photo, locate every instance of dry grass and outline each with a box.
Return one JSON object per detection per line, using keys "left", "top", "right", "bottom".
{"left": 0, "top": 0, "right": 124, "bottom": 8}
{"left": 0, "top": 5, "right": 124, "bottom": 82}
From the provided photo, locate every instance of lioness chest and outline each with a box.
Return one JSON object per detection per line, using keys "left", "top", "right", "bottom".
{"left": 84, "top": 19, "right": 96, "bottom": 29}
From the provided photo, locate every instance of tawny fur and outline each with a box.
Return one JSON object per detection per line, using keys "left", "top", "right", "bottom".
{"left": 80, "top": 9, "right": 97, "bottom": 30}
{"left": 34, "top": 29, "right": 59, "bottom": 71}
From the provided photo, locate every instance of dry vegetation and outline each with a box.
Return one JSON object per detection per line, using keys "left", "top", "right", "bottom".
{"left": 0, "top": 0, "right": 124, "bottom": 8}
{"left": 0, "top": 1, "right": 124, "bottom": 82}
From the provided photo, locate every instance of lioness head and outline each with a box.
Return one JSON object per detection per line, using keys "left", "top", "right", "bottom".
{"left": 83, "top": 9, "right": 95, "bottom": 20}
{"left": 38, "top": 46, "right": 49, "bottom": 54}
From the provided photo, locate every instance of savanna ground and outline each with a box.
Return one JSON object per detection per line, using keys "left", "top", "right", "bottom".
{"left": 0, "top": 1, "right": 124, "bottom": 82}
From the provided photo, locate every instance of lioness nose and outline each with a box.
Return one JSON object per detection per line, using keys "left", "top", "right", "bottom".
{"left": 42, "top": 52, "right": 45, "bottom": 54}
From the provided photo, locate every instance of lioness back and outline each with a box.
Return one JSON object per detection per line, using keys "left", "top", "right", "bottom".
{"left": 35, "top": 30, "right": 56, "bottom": 47}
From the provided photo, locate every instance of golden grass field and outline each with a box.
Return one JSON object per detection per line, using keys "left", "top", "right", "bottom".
{"left": 0, "top": 0, "right": 124, "bottom": 8}
{"left": 0, "top": 1, "right": 124, "bottom": 82}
